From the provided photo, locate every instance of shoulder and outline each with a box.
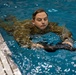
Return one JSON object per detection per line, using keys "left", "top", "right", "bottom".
{"left": 48, "top": 22, "right": 58, "bottom": 27}
{"left": 20, "top": 19, "right": 32, "bottom": 24}
{"left": 20, "top": 19, "right": 33, "bottom": 27}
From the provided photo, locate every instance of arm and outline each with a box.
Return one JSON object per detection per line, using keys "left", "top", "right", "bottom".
{"left": 32, "top": 23, "right": 75, "bottom": 51}
{"left": 0, "top": 20, "right": 14, "bottom": 35}
{"left": 50, "top": 23, "right": 72, "bottom": 40}
{"left": 50, "top": 23, "right": 73, "bottom": 46}
{"left": 0, "top": 15, "right": 18, "bottom": 34}
{"left": 13, "top": 28, "right": 31, "bottom": 48}
{"left": 12, "top": 19, "right": 33, "bottom": 48}
{"left": 60, "top": 25, "right": 74, "bottom": 46}
{"left": 0, "top": 17, "right": 33, "bottom": 48}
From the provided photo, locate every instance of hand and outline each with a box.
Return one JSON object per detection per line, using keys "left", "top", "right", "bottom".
{"left": 62, "top": 41, "right": 73, "bottom": 47}
{"left": 31, "top": 43, "right": 44, "bottom": 48}
{"left": 62, "top": 38, "right": 74, "bottom": 47}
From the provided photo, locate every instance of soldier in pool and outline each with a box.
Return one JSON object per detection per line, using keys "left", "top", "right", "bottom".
{"left": 0, "top": 9, "right": 76, "bottom": 52}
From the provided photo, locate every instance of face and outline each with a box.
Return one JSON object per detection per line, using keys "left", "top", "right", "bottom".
{"left": 32, "top": 12, "right": 48, "bottom": 30}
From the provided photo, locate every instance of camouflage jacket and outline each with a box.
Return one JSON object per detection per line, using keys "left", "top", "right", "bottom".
{"left": 0, "top": 16, "right": 72, "bottom": 48}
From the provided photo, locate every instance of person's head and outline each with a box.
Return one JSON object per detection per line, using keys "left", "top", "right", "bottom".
{"left": 32, "top": 9, "right": 48, "bottom": 30}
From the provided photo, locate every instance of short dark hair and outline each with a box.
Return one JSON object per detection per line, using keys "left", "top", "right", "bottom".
{"left": 32, "top": 9, "right": 48, "bottom": 20}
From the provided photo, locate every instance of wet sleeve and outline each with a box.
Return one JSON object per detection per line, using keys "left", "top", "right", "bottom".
{"left": 0, "top": 21, "right": 14, "bottom": 34}
{"left": 13, "top": 28, "right": 32, "bottom": 48}
{"left": 13, "top": 20, "right": 33, "bottom": 48}
{"left": 60, "top": 25, "right": 72, "bottom": 40}
{"left": 50, "top": 23, "right": 72, "bottom": 41}
{"left": 0, "top": 15, "right": 18, "bottom": 33}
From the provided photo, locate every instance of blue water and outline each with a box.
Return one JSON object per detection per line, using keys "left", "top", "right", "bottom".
{"left": 0, "top": 0, "right": 76, "bottom": 75}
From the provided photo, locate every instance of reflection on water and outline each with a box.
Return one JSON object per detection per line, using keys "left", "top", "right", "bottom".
{"left": 0, "top": 0, "right": 76, "bottom": 75}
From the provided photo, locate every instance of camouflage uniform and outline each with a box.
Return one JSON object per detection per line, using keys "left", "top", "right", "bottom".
{"left": 0, "top": 16, "right": 72, "bottom": 48}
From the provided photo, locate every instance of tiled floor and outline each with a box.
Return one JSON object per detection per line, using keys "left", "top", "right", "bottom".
{"left": 0, "top": 33, "right": 22, "bottom": 75}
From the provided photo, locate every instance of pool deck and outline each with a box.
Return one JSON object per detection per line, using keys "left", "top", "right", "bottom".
{"left": 0, "top": 33, "right": 22, "bottom": 75}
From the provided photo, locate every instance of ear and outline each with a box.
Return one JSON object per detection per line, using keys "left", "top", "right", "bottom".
{"left": 32, "top": 19, "right": 35, "bottom": 25}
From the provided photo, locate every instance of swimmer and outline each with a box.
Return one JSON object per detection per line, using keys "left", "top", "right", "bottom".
{"left": 0, "top": 9, "right": 75, "bottom": 51}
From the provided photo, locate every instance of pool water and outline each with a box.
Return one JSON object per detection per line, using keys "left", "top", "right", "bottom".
{"left": 0, "top": 0, "right": 76, "bottom": 75}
